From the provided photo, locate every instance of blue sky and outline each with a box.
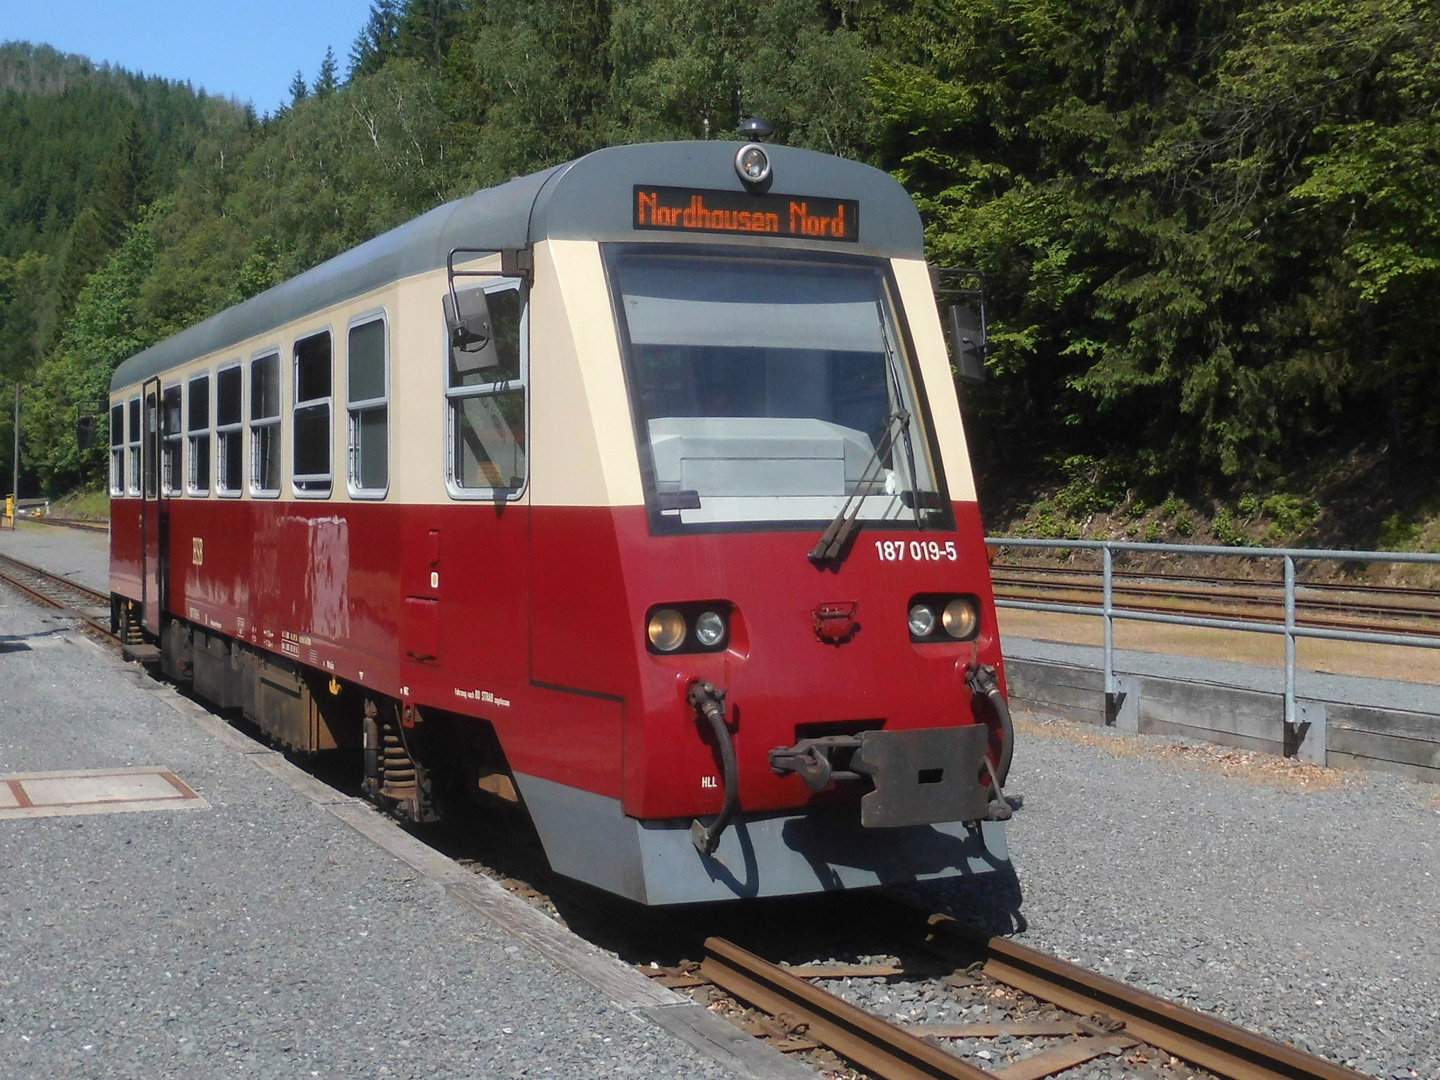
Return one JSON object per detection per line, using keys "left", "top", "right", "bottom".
{"left": 1, "top": 0, "right": 376, "bottom": 114}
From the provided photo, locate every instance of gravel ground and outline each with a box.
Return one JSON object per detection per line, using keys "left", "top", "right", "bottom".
{"left": 0, "top": 591, "right": 739, "bottom": 1080}
{"left": 925, "top": 714, "right": 1440, "bottom": 1080}
{"left": 0, "top": 521, "right": 109, "bottom": 593}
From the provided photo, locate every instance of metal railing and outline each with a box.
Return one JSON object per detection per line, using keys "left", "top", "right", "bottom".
{"left": 985, "top": 537, "right": 1440, "bottom": 758}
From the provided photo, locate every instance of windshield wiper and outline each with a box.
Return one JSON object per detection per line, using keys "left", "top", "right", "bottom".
{"left": 809, "top": 300, "right": 931, "bottom": 567}
{"left": 808, "top": 409, "right": 909, "bottom": 565}
{"left": 877, "top": 299, "right": 926, "bottom": 530}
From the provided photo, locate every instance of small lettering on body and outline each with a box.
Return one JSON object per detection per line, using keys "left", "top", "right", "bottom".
{"left": 454, "top": 687, "right": 511, "bottom": 708}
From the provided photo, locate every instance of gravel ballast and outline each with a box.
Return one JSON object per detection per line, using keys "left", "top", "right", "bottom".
{"left": 931, "top": 713, "right": 1440, "bottom": 1080}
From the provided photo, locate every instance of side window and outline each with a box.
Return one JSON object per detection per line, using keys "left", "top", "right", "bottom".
{"left": 215, "top": 364, "right": 244, "bottom": 496}
{"left": 445, "top": 284, "right": 526, "bottom": 496}
{"left": 160, "top": 385, "right": 183, "bottom": 496}
{"left": 127, "top": 397, "right": 141, "bottom": 496}
{"left": 109, "top": 403, "right": 125, "bottom": 496}
{"left": 250, "top": 352, "right": 281, "bottom": 496}
{"left": 187, "top": 374, "right": 211, "bottom": 496}
{"left": 347, "top": 317, "right": 388, "bottom": 496}
{"left": 293, "top": 330, "right": 332, "bottom": 496}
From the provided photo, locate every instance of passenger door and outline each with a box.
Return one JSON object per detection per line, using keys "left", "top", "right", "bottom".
{"left": 140, "top": 377, "right": 166, "bottom": 635}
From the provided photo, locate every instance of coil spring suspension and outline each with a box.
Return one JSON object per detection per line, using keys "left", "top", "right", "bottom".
{"left": 380, "top": 720, "right": 416, "bottom": 800}
{"left": 361, "top": 701, "right": 437, "bottom": 823}
{"left": 121, "top": 602, "right": 144, "bottom": 645}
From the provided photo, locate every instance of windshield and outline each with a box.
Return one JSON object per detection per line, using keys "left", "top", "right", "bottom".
{"left": 607, "top": 245, "right": 948, "bottom": 532}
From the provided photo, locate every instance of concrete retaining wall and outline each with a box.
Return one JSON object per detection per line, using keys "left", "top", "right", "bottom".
{"left": 1008, "top": 657, "right": 1440, "bottom": 784}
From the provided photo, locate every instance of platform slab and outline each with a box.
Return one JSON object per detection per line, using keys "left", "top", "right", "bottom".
{"left": 0, "top": 587, "right": 790, "bottom": 1079}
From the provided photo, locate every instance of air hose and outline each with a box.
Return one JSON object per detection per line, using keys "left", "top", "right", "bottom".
{"left": 688, "top": 680, "right": 738, "bottom": 855}
{"left": 965, "top": 662, "right": 1014, "bottom": 821}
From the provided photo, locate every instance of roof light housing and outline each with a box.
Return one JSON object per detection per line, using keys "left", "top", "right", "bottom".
{"left": 735, "top": 143, "right": 772, "bottom": 186}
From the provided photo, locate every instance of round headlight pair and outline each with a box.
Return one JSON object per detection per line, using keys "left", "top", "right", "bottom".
{"left": 648, "top": 608, "right": 727, "bottom": 652}
{"left": 908, "top": 597, "right": 980, "bottom": 640}
{"left": 648, "top": 609, "right": 686, "bottom": 652}
{"left": 908, "top": 604, "right": 937, "bottom": 638}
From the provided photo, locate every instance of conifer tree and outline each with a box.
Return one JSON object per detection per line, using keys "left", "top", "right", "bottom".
{"left": 349, "top": 0, "right": 402, "bottom": 78}
{"left": 315, "top": 47, "right": 338, "bottom": 96}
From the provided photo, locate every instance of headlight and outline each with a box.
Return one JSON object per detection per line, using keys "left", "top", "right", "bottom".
{"left": 734, "top": 143, "right": 771, "bottom": 184}
{"left": 942, "top": 598, "right": 979, "bottom": 639}
{"left": 647, "top": 609, "right": 686, "bottom": 652}
{"left": 908, "top": 604, "right": 937, "bottom": 638}
{"left": 694, "top": 610, "right": 726, "bottom": 647}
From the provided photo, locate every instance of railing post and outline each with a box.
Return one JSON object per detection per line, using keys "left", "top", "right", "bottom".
{"left": 1284, "top": 554, "right": 1297, "bottom": 751}
{"left": 1103, "top": 543, "right": 1116, "bottom": 723}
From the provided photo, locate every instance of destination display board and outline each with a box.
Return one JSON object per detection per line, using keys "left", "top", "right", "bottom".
{"left": 634, "top": 185, "right": 859, "bottom": 242}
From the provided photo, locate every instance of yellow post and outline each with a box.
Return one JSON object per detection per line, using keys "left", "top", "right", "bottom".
{"left": 4, "top": 493, "right": 12, "bottom": 527}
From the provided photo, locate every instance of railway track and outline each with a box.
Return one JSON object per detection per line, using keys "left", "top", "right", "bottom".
{"left": 644, "top": 901, "right": 1369, "bottom": 1080}
{"left": 990, "top": 564, "right": 1440, "bottom": 638}
{"left": 0, "top": 551, "right": 113, "bottom": 640}
{"left": 28, "top": 515, "right": 109, "bottom": 533}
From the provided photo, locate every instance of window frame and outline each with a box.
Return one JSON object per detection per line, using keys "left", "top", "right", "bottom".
{"left": 291, "top": 326, "right": 334, "bottom": 499}
{"left": 109, "top": 402, "right": 125, "bottom": 496}
{"left": 249, "top": 348, "right": 283, "bottom": 499}
{"left": 214, "top": 360, "right": 245, "bottom": 498}
{"left": 186, "top": 371, "right": 212, "bottom": 497}
{"left": 443, "top": 279, "right": 529, "bottom": 501}
{"left": 126, "top": 396, "right": 141, "bottom": 496}
{"left": 346, "top": 309, "right": 390, "bottom": 500}
{"left": 602, "top": 242, "right": 954, "bottom": 537}
{"left": 160, "top": 384, "right": 184, "bottom": 497}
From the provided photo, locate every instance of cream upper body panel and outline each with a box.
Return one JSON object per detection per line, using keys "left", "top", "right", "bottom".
{"left": 390, "top": 263, "right": 457, "bottom": 506}
{"left": 530, "top": 240, "right": 643, "bottom": 509}
{"left": 112, "top": 284, "right": 405, "bottom": 506}
{"left": 109, "top": 248, "right": 975, "bottom": 516}
{"left": 891, "top": 257, "right": 978, "bottom": 505}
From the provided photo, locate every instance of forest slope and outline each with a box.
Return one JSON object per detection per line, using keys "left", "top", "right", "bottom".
{"left": 3, "top": 1, "right": 1438, "bottom": 551}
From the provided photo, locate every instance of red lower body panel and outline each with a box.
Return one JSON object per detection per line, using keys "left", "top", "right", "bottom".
{"left": 110, "top": 497, "right": 1004, "bottom": 823}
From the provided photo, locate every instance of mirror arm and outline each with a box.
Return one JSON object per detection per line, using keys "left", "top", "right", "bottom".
{"left": 446, "top": 246, "right": 531, "bottom": 348}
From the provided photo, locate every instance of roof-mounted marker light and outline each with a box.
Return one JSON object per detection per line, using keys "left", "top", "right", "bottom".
{"left": 735, "top": 143, "right": 771, "bottom": 186}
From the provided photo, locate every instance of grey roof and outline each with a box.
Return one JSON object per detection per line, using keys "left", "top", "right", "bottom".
{"left": 113, "top": 141, "right": 924, "bottom": 391}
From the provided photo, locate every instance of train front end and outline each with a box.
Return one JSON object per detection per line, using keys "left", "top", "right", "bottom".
{"left": 514, "top": 143, "right": 1013, "bottom": 904}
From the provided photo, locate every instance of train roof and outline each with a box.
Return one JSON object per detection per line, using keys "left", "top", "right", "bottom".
{"left": 112, "top": 141, "right": 926, "bottom": 391}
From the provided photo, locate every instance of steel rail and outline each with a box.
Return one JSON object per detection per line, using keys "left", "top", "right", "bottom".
{"left": 701, "top": 936, "right": 993, "bottom": 1080}
{"left": 991, "top": 582, "right": 1440, "bottom": 639}
{"left": 991, "top": 569, "right": 1440, "bottom": 613}
{"left": 994, "top": 564, "right": 1440, "bottom": 604}
{"left": 924, "top": 915, "right": 1369, "bottom": 1080}
{"left": 990, "top": 570, "right": 1440, "bottom": 632}
{"left": 31, "top": 516, "right": 109, "bottom": 533}
{"left": 0, "top": 551, "right": 113, "bottom": 639}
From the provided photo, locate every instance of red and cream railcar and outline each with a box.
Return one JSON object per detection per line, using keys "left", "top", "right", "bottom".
{"left": 108, "top": 139, "right": 1013, "bottom": 904}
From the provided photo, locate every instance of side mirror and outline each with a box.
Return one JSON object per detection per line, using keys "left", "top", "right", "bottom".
{"left": 948, "top": 304, "right": 987, "bottom": 386}
{"left": 76, "top": 416, "right": 96, "bottom": 450}
{"left": 444, "top": 287, "right": 499, "bottom": 375}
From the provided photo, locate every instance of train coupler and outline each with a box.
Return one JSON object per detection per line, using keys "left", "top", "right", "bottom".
{"left": 767, "top": 736, "right": 865, "bottom": 792}
{"left": 771, "top": 727, "right": 993, "bottom": 827}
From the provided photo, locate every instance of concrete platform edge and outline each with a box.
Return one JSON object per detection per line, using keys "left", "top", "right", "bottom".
{"left": 1009, "top": 655, "right": 1440, "bottom": 782}
{"left": 73, "top": 635, "right": 815, "bottom": 1080}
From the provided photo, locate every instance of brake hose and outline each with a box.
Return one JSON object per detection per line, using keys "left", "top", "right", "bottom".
{"left": 687, "top": 680, "right": 738, "bottom": 855}
{"left": 966, "top": 662, "right": 1014, "bottom": 820}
